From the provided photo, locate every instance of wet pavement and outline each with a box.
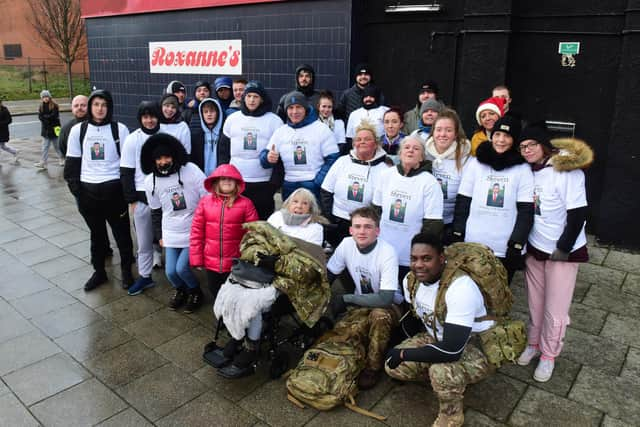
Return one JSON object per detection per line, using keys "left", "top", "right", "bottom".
{"left": 1, "top": 136, "right": 639, "bottom": 426}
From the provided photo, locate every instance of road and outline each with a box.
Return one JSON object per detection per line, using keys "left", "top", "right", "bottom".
{"left": 9, "top": 112, "right": 73, "bottom": 139}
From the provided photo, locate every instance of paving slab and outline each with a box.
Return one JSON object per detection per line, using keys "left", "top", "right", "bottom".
{"left": 70, "top": 280, "right": 129, "bottom": 309}
{"left": 509, "top": 386, "right": 602, "bottom": 426}
{"left": 31, "top": 378, "right": 128, "bottom": 427}
{"left": 621, "top": 347, "right": 640, "bottom": 379}
{"left": 117, "top": 363, "right": 208, "bottom": 422}
{"left": 155, "top": 326, "right": 214, "bottom": 373}
{"left": 96, "top": 293, "right": 163, "bottom": 325}
{"left": 10, "top": 286, "right": 77, "bottom": 319}
{"left": 587, "top": 245, "right": 609, "bottom": 265}
{"left": 570, "top": 366, "right": 640, "bottom": 423}
{"left": 123, "top": 308, "right": 198, "bottom": 348}
{"left": 498, "top": 356, "right": 581, "bottom": 397}
{"left": 96, "top": 408, "right": 154, "bottom": 427}
{"left": 192, "top": 362, "right": 271, "bottom": 403}
{"left": 604, "top": 249, "right": 640, "bottom": 274}
{"left": 622, "top": 273, "right": 640, "bottom": 296}
{"left": 569, "top": 301, "right": 608, "bottom": 335}
{"left": 577, "top": 262, "right": 627, "bottom": 288}
{"left": 0, "top": 235, "right": 49, "bottom": 255}
{"left": 32, "top": 301, "right": 102, "bottom": 339}
{"left": 2, "top": 352, "right": 91, "bottom": 406}
{"left": 54, "top": 320, "right": 132, "bottom": 362}
{"left": 30, "top": 253, "right": 87, "bottom": 278}
{"left": 464, "top": 372, "right": 528, "bottom": 422}
{"left": 0, "top": 271, "right": 53, "bottom": 300}
{"left": 84, "top": 339, "right": 167, "bottom": 388}
{"left": 599, "top": 313, "right": 640, "bottom": 348}
{"left": 582, "top": 284, "right": 640, "bottom": 318}
{"left": 0, "top": 304, "right": 35, "bottom": 344}
{"left": 156, "top": 390, "right": 258, "bottom": 427}
{"left": 0, "top": 393, "right": 40, "bottom": 427}
{"left": 0, "top": 330, "right": 61, "bottom": 376}
{"left": 602, "top": 415, "right": 636, "bottom": 426}
{"left": 562, "top": 327, "right": 627, "bottom": 374}
{"left": 371, "top": 382, "right": 438, "bottom": 426}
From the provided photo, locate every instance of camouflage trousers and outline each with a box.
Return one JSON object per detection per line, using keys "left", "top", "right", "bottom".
{"left": 385, "top": 332, "right": 495, "bottom": 426}
{"left": 333, "top": 306, "right": 400, "bottom": 371}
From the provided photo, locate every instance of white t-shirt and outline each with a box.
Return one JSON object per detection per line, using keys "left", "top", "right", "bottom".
{"left": 403, "top": 275, "right": 494, "bottom": 340}
{"left": 144, "top": 162, "right": 207, "bottom": 248}
{"left": 346, "top": 106, "right": 389, "bottom": 139}
{"left": 223, "top": 112, "right": 283, "bottom": 182}
{"left": 529, "top": 167, "right": 588, "bottom": 254}
{"left": 159, "top": 122, "right": 191, "bottom": 154}
{"left": 268, "top": 120, "right": 338, "bottom": 182}
{"left": 373, "top": 166, "right": 443, "bottom": 266}
{"left": 426, "top": 156, "right": 471, "bottom": 224}
{"left": 458, "top": 158, "right": 534, "bottom": 257}
{"left": 328, "top": 237, "right": 399, "bottom": 296}
{"left": 321, "top": 152, "right": 391, "bottom": 220}
{"left": 66, "top": 121, "right": 130, "bottom": 184}
{"left": 267, "top": 210, "right": 323, "bottom": 246}
{"left": 120, "top": 129, "right": 152, "bottom": 191}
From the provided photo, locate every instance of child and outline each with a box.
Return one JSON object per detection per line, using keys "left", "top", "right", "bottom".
{"left": 141, "top": 133, "right": 208, "bottom": 312}
{"left": 35, "top": 90, "right": 62, "bottom": 168}
{"left": 0, "top": 99, "right": 18, "bottom": 164}
{"left": 190, "top": 164, "right": 259, "bottom": 303}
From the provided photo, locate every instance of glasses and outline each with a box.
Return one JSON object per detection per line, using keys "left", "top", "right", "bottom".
{"left": 519, "top": 141, "right": 539, "bottom": 152}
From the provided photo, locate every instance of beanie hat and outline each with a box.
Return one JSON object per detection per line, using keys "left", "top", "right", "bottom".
{"left": 193, "top": 81, "right": 211, "bottom": 94}
{"left": 243, "top": 80, "right": 267, "bottom": 99}
{"left": 354, "top": 63, "right": 371, "bottom": 78}
{"left": 418, "top": 81, "right": 439, "bottom": 95}
{"left": 362, "top": 85, "right": 380, "bottom": 100}
{"left": 161, "top": 94, "right": 179, "bottom": 108}
{"left": 475, "top": 96, "right": 505, "bottom": 126}
{"left": 284, "top": 91, "right": 308, "bottom": 110}
{"left": 492, "top": 115, "right": 521, "bottom": 141}
{"left": 40, "top": 90, "right": 52, "bottom": 99}
{"left": 519, "top": 123, "right": 552, "bottom": 150}
{"left": 168, "top": 80, "right": 186, "bottom": 94}
{"left": 420, "top": 98, "right": 443, "bottom": 115}
{"left": 214, "top": 77, "right": 232, "bottom": 91}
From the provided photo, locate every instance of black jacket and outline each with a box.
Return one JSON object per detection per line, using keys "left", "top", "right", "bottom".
{"left": 0, "top": 105, "right": 11, "bottom": 142}
{"left": 39, "top": 102, "right": 60, "bottom": 139}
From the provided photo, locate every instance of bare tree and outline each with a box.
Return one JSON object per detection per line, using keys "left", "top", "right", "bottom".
{"left": 26, "top": 0, "right": 86, "bottom": 98}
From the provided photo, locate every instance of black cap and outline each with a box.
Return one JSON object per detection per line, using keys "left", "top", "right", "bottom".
{"left": 493, "top": 115, "right": 522, "bottom": 141}
{"left": 419, "top": 80, "right": 439, "bottom": 95}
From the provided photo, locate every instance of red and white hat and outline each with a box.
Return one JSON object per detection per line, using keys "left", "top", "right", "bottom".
{"left": 475, "top": 96, "right": 505, "bottom": 126}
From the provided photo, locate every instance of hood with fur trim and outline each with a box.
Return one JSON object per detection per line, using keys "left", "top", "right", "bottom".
{"left": 204, "top": 164, "right": 246, "bottom": 195}
{"left": 140, "top": 133, "right": 188, "bottom": 175}
{"left": 476, "top": 139, "right": 525, "bottom": 171}
{"left": 549, "top": 138, "right": 594, "bottom": 171}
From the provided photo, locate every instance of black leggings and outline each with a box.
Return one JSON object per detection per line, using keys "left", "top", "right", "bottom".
{"left": 243, "top": 181, "right": 276, "bottom": 220}
{"left": 206, "top": 270, "right": 230, "bottom": 303}
{"left": 77, "top": 180, "right": 134, "bottom": 273}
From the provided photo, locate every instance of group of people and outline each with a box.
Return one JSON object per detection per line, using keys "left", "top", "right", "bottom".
{"left": 34, "top": 61, "right": 591, "bottom": 427}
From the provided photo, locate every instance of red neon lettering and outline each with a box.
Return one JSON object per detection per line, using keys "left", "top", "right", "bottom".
{"left": 151, "top": 45, "right": 240, "bottom": 69}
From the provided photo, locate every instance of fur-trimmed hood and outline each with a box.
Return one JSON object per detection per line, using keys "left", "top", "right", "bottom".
{"left": 549, "top": 138, "right": 594, "bottom": 171}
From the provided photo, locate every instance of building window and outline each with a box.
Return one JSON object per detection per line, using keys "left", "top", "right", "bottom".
{"left": 4, "top": 44, "right": 22, "bottom": 59}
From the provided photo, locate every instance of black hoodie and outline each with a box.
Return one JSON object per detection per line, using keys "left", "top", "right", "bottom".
{"left": 275, "top": 64, "right": 321, "bottom": 122}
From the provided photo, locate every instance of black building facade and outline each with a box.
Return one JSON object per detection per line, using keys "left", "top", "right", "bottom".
{"left": 85, "top": 0, "right": 640, "bottom": 247}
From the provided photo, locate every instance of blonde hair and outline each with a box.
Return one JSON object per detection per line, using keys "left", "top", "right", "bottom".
{"left": 433, "top": 108, "right": 469, "bottom": 171}
{"left": 214, "top": 178, "right": 240, "bottom": 207}
{"left": 282, "top": 188, "right": 328, "bottom": 224}
{"left": 355, "top": 119, "right": 380, "bottom": 145}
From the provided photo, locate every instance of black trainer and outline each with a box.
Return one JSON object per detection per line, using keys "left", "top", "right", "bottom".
{"left": 84, "top": 270, "right": 108, "bottom": 291}
{"left": 121, "top": 266, "right": 134, "bottom": 290}
{"left": 168, "top": 287, "right": 187, "bottom": 310}
{"left": 183, "top": 288, "right": 203, "bottom": 313}
{"left": 218, "top": 348, "right": 258, "bottom": 379}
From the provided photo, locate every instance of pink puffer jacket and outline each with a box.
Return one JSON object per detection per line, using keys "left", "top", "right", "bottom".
{"left": 189, "top": 164, "right": 259, "bottom": 272}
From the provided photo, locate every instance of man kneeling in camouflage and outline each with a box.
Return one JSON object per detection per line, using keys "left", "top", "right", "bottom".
{"left": 385, "top": 233, "right": 495, "bottom": 427}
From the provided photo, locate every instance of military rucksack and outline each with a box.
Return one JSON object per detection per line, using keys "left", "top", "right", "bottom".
{"left": 406, "top": 242, "right": 526, "bottom": 367}
{"left": 286, "top": 309, "right": 387, "bottom": 421}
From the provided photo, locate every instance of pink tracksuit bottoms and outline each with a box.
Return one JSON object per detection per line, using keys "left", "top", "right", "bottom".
{"left": 524, "top": 254, "right": 580, "bottom": 358}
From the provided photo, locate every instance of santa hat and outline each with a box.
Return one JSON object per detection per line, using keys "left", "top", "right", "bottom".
{"left": 475, "top": 96, "right": 505, "bottom": 126}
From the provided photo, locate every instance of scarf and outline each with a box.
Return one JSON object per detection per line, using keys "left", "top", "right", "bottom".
{"left": 318, "top": 114, "right": 335, "bottom": 131}
{"left": 425, "top": 138, "right": 459, "bottom": 169}
{"left": 281, "top": 210, "right": 312, "bottom": 226}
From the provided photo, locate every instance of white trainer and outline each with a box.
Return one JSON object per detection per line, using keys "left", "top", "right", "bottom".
{"left": 11, "top": 151, "right": 19, "bottom": 165}
{"left": 516, "top": 345, "right": 540, "bottom": 366}
{"left": 533, "top": 358, "right": 555, "bottom": 382}
{"left": 153, "top": 251, "right": 163, "bottom": 269}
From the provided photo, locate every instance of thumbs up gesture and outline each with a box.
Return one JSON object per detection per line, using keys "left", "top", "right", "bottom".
{"left": 267, "top": 144, "right": 279, "bottom": 164}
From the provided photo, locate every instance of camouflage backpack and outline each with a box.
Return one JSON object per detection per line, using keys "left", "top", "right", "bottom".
{"left": 286, "top": 310, "right": 387, "bottom": 420}
{"left": 406, "top": 242, "right": 526, "bottom": 367}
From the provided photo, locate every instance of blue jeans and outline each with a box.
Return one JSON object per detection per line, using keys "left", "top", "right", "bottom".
{"left": 41, "top": 137, "right": 62, "bottom": 162}
{"left": 164, "top": 247, "right": 199, "bottom": 289}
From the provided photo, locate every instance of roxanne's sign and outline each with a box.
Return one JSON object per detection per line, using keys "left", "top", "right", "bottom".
{"left": 149, "top": 40, "right": 242, "bottom": 74}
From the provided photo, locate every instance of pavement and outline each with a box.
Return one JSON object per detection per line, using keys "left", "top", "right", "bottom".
{"left": 3, "top": 99, "right": 71, "bottom": 116}
{"left": 0, "top": 136, "right": 639, "bottom": 426}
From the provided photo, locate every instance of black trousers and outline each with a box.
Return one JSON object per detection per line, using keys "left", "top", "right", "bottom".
{"left": 78, "top": 179, "right": 134, "bottom": 273}
{"left": 325, "top": 216, "right": 351, "bottom": 248}
{"left": 243, "top": 181, "right": 276, "bottom": 220}
{"left": 206, "top": 270, "right": 230, "bottom": 303}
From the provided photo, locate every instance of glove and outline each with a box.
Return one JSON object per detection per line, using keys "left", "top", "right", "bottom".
{"left": 385, "top": 348, "right": 403, "bottom": 369}
{"left": 450, "top": 230, "right": 464, "bottom": 244}
{"left": 505, "top": 246, "right": 524, "bottom": 271}
{"left": 329, "top": 293, "right": 347, "bottom": 318}
{"left": 256, "top": 253, "right": 279, "bottom": 272}
{"left": 550, "top": 248, "right": 570, "bottom": 261}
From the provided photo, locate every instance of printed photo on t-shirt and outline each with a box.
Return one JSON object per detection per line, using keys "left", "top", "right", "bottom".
{"left": 90, "top": 142, "right": 105, "bottom": 160}
{"left": 486, "top": 183, "right": 505, "bottom": 208}
{"left": 389, "top": 198, "right": 406, "bottom": 223}
{"left": 347, "top": 181, "right": 365, "bottom": 202}
{"left": 437, "top": 177, "right": 448, "bottom": 199}
{"left": 243, "top": 130, "right": 258, "bottom": 150}
{"left": 360, "top": 274, "right": 373, "bottom": 294}
{"left": 534, "top": 192, "right": 541, "bottom": 215}
{"left": 171, "top": 192, "right": 187, "bottom": 211}
{"left": 293, "top": 145, "right": 307, "bottom": 165}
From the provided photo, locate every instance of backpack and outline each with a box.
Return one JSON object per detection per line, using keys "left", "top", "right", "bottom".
{"left": 79, "top": 121, "right": 121, "bottom": 156}
{"left": 406, "top": 242, "right": 526, "bottom": 367}
{"left": 286, "top": 311, "right": 386, "bottom": 421}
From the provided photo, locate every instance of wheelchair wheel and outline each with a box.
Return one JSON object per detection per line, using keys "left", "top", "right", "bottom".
{"left": 269, "top": 350, "right": 289, "bottom": 379}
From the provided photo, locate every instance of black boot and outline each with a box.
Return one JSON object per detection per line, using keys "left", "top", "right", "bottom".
{"left": 168, "top": 287, "right": 188, "bottom": 310}
{"left": 218, "top": 339, "right": 259, "bottom": 379}
{"left": 84, "top": 270, "right": 108, "bottom": 291}
{"left": 183, "top": 287, "right": 203, "bottom": 313}
{"left": 121, "top": 264, "right": 134, "bottom": 290}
